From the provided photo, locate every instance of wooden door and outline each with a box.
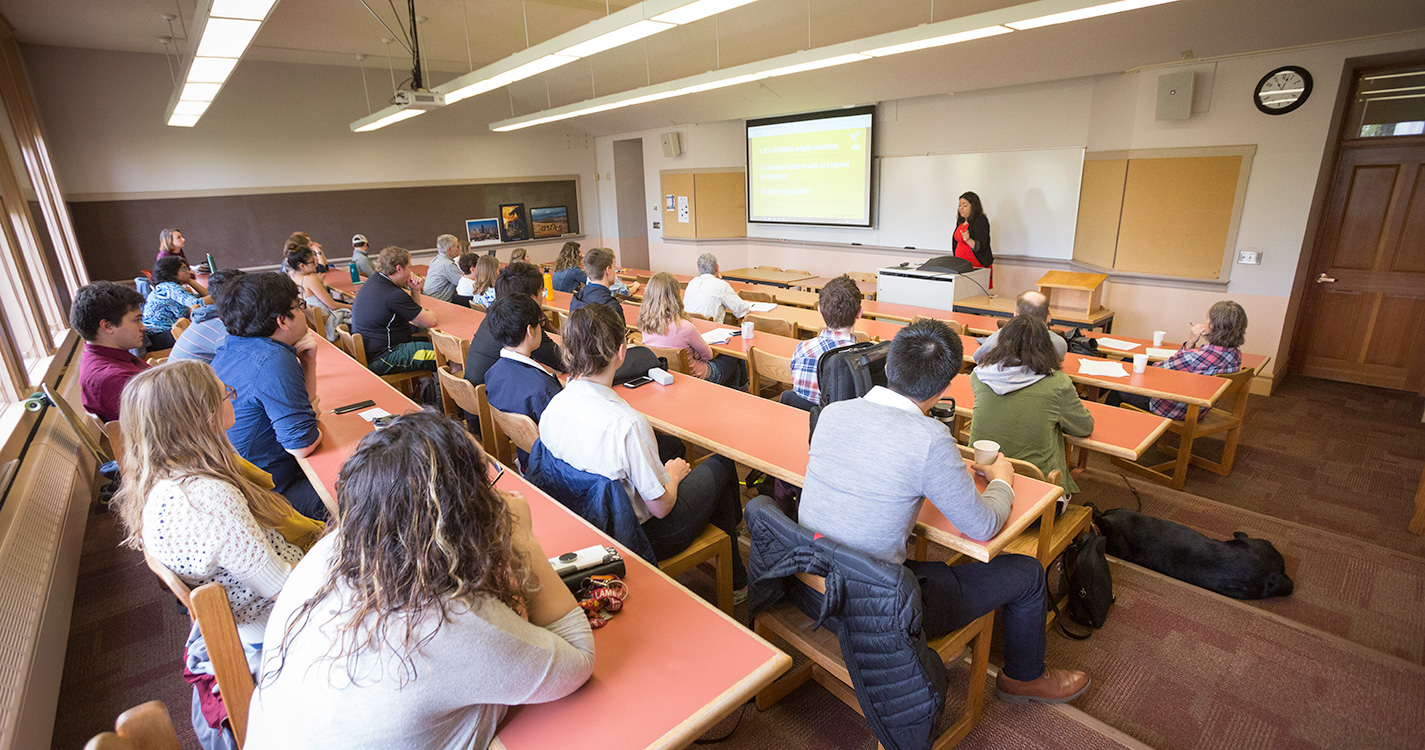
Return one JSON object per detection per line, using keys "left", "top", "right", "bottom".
{"left": 1298, "top": 139, "right": 1425, "bottom": 391}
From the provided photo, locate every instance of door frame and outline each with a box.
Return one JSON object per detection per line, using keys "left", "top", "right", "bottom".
{"left": 1282, "top": 51, "right": 1425, "bottom": 395}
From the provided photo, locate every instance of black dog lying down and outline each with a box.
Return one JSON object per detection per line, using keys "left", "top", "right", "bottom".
{"left": 1096, "top": 508, "right": 1294, "bottom": 599}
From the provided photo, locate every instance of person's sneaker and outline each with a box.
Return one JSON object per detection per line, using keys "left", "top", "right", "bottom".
{"left": 994, "top": 668, "right": 1090, "bottom": 704}
{"left": 733, "top": 587, "right": 748, "bottom": 606}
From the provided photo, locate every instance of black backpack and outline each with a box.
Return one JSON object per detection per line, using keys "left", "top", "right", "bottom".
{"left": 808, "top": 341, "right": 890, "bottom": 439}
{"left": 1062, "top": 327, "right": 1101, "bottom": 357}
{"left": 1052, "top": 508, "right": 1114, "bottom": 638}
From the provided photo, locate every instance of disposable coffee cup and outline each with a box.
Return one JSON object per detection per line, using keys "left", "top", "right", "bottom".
{"left": 742, "top": 321, "right": 756, "bottom": 339}
{"left": 1133, "top": 353, "right": 1149, "bottom": 373}
{"left": 1152, "top": 330, "right": 1166, "bottom": 347}
{"left": 972, "top": 440, "right": 1000, "bottom": 465}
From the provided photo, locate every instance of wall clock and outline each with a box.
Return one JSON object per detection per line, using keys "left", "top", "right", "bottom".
{"left": 1254, "top": 65, "right": 1312, "bottom": 115}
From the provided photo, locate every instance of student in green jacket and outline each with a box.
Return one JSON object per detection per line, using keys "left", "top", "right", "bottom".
{"left": 969, "top": 315, "right": 1094, "bottom": 497}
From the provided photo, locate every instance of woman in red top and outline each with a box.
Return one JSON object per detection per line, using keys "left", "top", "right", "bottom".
{"left": 952, "top": 192, "right": 993, "bottom": 269}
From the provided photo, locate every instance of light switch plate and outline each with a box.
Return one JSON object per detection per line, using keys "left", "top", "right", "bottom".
{"left": 1237, "top": 250, "right": 1262, "bottom": 265}
{"left": 652, "top": 221, "right": 660, "bottom": 229}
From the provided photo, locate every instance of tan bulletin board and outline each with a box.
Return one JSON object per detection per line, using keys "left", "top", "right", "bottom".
{"left": 1071, "top": 147, "right": 1253, "bottom": 281}
{"left": 660, "top": 172, "right": 696, "bottom": 239}
{"left": 660, "top": 169, "right": 746, "bottom": 240}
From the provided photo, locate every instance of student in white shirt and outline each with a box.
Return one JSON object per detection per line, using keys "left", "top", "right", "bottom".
{"left": 247, "top": 411, "right": 595, "bottom": 749}
{"left": 683, "top": 253, "right": 750, "bottom": 323}
{"left": 540, "top": 304, "right": 747, "bottom": 588}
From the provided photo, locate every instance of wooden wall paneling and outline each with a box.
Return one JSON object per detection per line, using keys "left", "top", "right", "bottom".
{"left": 1071, "top": 158, "right": 1127, "bottom": 269}
{"left": 692, "top": 171, "right": 747, "bottom": 239}
{"left": 1113, "top": 155, "right": 1243, "bottom": 279}
{"left": 660, "top": 173, "right": 696, "bottom": 240}
{"left": 69, "top": 180, "right": 580, "bottom": 280}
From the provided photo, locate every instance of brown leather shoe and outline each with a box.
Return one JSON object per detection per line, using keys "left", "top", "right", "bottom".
{"left": 994, "top": 667, "right": 1090, "bottom": 704}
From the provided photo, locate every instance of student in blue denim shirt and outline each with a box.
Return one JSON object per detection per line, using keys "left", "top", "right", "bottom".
{"left": 211, "top": 272, "right": 326, "bottom": 521}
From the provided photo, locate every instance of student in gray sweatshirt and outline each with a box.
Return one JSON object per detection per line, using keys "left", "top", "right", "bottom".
{"left": 798, "top": 319, "right": 1090, "bottom": 705}
{"left": 246, "top": 412, "right": 595, "bottom": 749}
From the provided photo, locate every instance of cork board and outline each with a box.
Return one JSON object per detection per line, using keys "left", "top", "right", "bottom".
{"left": 1071, "top": 158, "right": 1127, "bottom": 270}
{"left": 1114, "top": 155, "right": 1243, "bottom": 279}
{"left": 660, "top": 172, "right": 696, "bottom": 239}
{"left": 693, "top": 171, "right": 746, "bottom": 239}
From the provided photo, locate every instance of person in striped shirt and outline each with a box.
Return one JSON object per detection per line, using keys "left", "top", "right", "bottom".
{"left": 787, "top": 276, "right": 862, "bottom": 410}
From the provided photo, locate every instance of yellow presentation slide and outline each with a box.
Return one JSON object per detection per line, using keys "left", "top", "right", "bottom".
{"left": 747, "top": 112, "right": 873, "bottom": 225}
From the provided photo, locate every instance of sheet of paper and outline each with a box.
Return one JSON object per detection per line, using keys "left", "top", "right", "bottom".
{"left": 358, "top": 407, "right": 393, "bottom": 422}
{"left": 700, "top": 328, "right": 737, "bottom": 345}
{"left": 1077, "top": 359, "right": 1130, "bottom": 378}
{"left": 1146, "top": 347, "right": 1176, "bottom": 358}
{"left": 677, "top": 196, "right": 690, "bottom": 223}
{"left": 1095, "top": 337, "right": 1140, "bottom": 350}
{"left": 746, "top": 301, "right": 777, "bottom": 313}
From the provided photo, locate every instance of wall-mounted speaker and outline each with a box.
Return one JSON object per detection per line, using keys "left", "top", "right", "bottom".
{"left": 661, "top": 131, "right": 682, "bottom": 157}
{"left": 1156, "top": 71, "right": 1194, "bottom": 121}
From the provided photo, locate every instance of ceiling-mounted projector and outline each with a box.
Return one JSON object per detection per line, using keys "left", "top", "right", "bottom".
{"left": 393, "top": 90, "right": 446, "bottom": 111}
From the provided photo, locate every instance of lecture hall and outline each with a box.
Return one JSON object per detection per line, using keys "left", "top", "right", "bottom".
{"left": 0, "top": 0, "right": 1422, "bottom": 749}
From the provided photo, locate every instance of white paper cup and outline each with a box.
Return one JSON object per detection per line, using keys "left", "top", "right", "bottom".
{"left": 972, "top": 440, "right": 1000, "bottom": 465}
{"left": 742, "top": 321, "right": 756, "bottom": 339}
{"left": 1133, "top": 353, "right": 1149, "bottom": 373}
{"left": 1152, "top": 330, "right": 1166, "bottom": 347}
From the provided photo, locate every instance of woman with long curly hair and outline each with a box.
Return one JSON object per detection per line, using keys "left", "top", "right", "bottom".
{"left": 246, "top": 411, "right": 595, "bottom": 748}
{"left": 551, "top": 240, "right": 586, "bottom": 292}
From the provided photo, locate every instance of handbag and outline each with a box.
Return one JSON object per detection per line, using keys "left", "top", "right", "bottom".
{"left": 1055, "top": 514, "right": 1114, "bottom": 635}
{"left": 1062, "top": 327, "right": 1101, "bottom": 357}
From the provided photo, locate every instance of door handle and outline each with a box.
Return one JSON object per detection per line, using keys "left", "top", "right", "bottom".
{"left": 1316, "top": 273, "right": 1337, "bottom": 284}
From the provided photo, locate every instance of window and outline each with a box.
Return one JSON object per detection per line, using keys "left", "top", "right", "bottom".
{"left": 1348, "top": 68, "right": 1425, "bottom": 139}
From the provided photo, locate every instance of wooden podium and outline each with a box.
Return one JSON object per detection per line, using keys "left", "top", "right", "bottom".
{"left": 1037, "top": 271, "right": 1107, "bottom": 316}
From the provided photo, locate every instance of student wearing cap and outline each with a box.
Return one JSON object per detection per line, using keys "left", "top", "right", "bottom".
{"left": 351, "top": 234, "right": 375, "bottom": 277}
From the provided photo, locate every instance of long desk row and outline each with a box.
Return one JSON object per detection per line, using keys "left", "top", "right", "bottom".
{"left": 296, "top": 337, "right": 791, "bottom": 750}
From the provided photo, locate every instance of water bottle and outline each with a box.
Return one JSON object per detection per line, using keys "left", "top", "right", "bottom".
{"left": 349, "top": 262, "right": 361, "bottom": 284}
{"left": 543, "top": 270, "right": 554, "bottom": 298}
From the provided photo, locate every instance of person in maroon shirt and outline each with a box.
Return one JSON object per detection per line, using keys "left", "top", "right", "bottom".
{"left": 72, "top": 281, "right": 149, "bottom": 423}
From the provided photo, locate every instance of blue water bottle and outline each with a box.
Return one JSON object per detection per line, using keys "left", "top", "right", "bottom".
{"left": 349, "top": 261, "right": 361, "bottom": 284}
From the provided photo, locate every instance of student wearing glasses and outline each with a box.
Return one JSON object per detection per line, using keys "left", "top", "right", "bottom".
{"left": 211, "top": 272, "right": 327, "bottom": 521}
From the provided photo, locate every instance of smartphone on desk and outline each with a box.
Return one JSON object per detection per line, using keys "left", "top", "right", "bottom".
{"left": 622, "top": 376, "right": 654, "bottom": 389}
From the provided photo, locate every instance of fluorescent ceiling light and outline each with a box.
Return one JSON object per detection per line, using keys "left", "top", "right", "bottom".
{"left": 1007, "top": 0, "right": 1177, "bottom": 30}
{"left": 651, "top": 0, "right": 759, "bottom": 25}
{"left": 168, "top": 114, "right": 200, "bottom": 127}
{"left": 194, "top": 18, "right": 261, "bottom": 58}
{"left": 620, "top": 90, "right": 683, "bottom": 106}
{"left": 761, "top": 53, "right": 869, "bottom": 77}
{"left": 679, "top": 73, "right": 768, "bottom": 94}
{"left": 186, "top": 57, "right": 240, "bottom": 84}
{"left": 209, "top": 0, "right": 278, "bottom": 21}
{"left": 560, "top": 20, "right": 673, "bottom": 58}
{"left": 863, "top": 25, "right": 1012, "bottom": 57}
{"left": 352, "top": 108, "right": 426, "bottom": 133}
{"left": 490, "top": 54, "right": 578, "bottom": 85}
{"left": 173, "top": 100, "right": 211, "bottom": 117}
{"left": 179, "top": 82, "right": 223, "bottom": 102}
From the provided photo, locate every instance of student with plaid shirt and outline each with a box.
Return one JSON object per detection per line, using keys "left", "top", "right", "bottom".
{"left": 786, "top": 276, "right": 862, "bottom": 411}
{"left": 1107, "top": 300, "right": 1247, "bottom": 419}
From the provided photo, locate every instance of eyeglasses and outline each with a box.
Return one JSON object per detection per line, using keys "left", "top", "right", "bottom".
{"left": 290, "top": 299, "right": 309, "bottom": 313}
{"left": 223, "top": 384, "right": 237, "bottom": 401}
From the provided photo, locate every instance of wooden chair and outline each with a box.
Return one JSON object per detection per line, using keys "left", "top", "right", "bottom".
{"left": 144, "top": 553, "right": 194, "bottom": 611}
{"left": 741, "top": 290, "right": 773, "bottom": 304}
{"left": 470, "top": 302, "right": 488, "bottom": 312}
{"left": 435, "top": 365, "right": 481, "bottom": 423}
{"left": 429, "top": 329, "right": 469, "bottom": 373}
{"left": 658, "top": 524, "right": 735, "bottom": 615}
{"left": 1114, "top": 368, "right": 1255, "bottom": 488}
{"left": 190, "top": 583, "right": 256, "bottom": 748}
{"left": 845, "top": 271, "right": 877, "bottom": 284}
{"left": 102, "top": 420, "right": 124, "bottom": 464}
{"left": 852, "top": 330, "right": 871, "bottom": 343}
{"left": 747, "top": 346, "right": 795, "bottom": 400}
{"left": 335, "top": 325, "right": 428, "bottom": 396}
{"left": 84, "top": 700, "right": 182, "bottom": 750}
{"left": 144, "top": 350, "right": 171, "bottom": 365}
{"left": 687, "top": 311, "right": 712, "bottom": 322}
{"left": 490, "top": 405, "right": 540, "bottom": 463}
{"left": 745, "top": 314, "right": 794, "bottom": 339}
{"left": 169, "top": 318, "right": 190, "bottom": 341}
{"left": 645, "top": 345, "right": 690, "bottom": 375}
{"left": 304, "top": 305, "right": 328, "bottom": 338}
{"left": 754, "top": 572, "right": 994, "bottom": 749}
{"left": 754, "top": 265, "right": 782, "bottom": 271}
{"left": 910, "top": 315, "right": 967, "bottom": 335}
{"left": 782, "top": 268, "right": 811, "bottom": 276}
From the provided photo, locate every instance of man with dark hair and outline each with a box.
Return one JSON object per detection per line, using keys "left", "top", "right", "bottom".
{"left": 169, "top": 268, "right": 246, "bottom": 363}
{"left": 788, "top": 275, "right": 862, "bottom": 408}
{"left": 798, "top": 319, "right": 1090, "bottom": 705}
{"left": 464, "top": 261, "right": 563, "bottom": 387}
{"left": 211, "top": 272, "right": 327, "bottom": 521}
{"left": 972, "top": 290, "right": 1067, "bottom": 364}
{"left": 569, "top": 247, "right": 624, "bottom": 314}
{"left": 351, "top": 246, "right": 439, "bottom": 375}
{"left": 72, "top": 281, "right": 149, "bottom": 422}
{"left": 484, "top": 296, "right": 562, "bottom": 464}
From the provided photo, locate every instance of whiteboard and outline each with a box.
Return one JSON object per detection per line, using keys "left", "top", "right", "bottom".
{"left": 747, "top": 147, "right": 1084, "bottom": 259}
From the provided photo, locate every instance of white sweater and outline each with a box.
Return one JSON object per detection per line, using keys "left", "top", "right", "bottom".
{"left": 142, "top": 477, "right": 302, "bottom": 643}
{"left": 246, "top": 534, "right": 596, "bottom": 750}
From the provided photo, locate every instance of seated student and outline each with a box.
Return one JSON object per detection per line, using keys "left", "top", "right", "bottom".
{"left": 211, "top": 273, "right": 327, "bottom": 522}
{"left": 787, "top": 275, "right": 862, "bottom": 410}
{"left": 286, "top": 231, "right": 328, "bottom": 273}
{"left": 1107, "top": 300, "right": 1248, "bottom": 418}
{"left": 457, "top": 253, "right": 500, "bottom": 308}
{"left": 351, "top": 245, "right": 439, "bottom": 375}
{"left": 970, "top": 316, "right": 1094, "bottom": 496}
{"left": 798, "top": 319, "right": 1090, "bottom": 704}
{"left": 156, "top": 227, "right": 189, "bottom": 263}
{"left": 972, "top": 290, "right": 1067, "bottom": 363}
{"left": 465, "top": 261, "right": 564, "bottom": 387}
{"left": 639, "top": 272, "right": 746, "bottom": 389}
{"left": 284, "top": 245, "right": 350, "bottom": 312}
{"left": 425, "top": 233, "right": 464, "bottom": 302}
{"left": 684, "top": 252, "right": 750, "bottom": 323}
{"left": 144, "top": 256, "right": 211, "bottom": 349}
{"left": 541, "top": 305, "right": 746, "bottom": 587}
{"left": 551, "top": 241, "right": 586, "bottom": 293}
{"left": 484, "top": 296, "right": 563, "bottom": 463}
{"left": 350, "top": 233, "right": 375, "bottom": 277}
{"left": 112, "top": 361, "right": 320, "bottom": 749}
{"left": 247, "top": 411, "right": 594, "bottom": 749}
{"left": 170, "top": 269, "right": 245, "bottom": 364}
{"left": 568, "top": 247, "right": 625, "bottom": 314}
{"left": 509, "top": 247, "right": 528, "bottom": 263}
{"left": 72, "top": 280, "right": 149, "bottom": 422}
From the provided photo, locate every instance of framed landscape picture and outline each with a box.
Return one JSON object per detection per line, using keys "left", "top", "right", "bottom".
{"left": 499, "top": 203, "right": 530, "bottom": 242}
{"left": 530, "top": 206, "right": 570, "bottom": 238}
{"left": 465, "top": 218, "right": 501, "bottom": 247}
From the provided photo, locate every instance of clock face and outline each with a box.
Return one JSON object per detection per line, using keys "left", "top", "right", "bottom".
{"left": 1254, "top": 66, "right": 1313, "bottom": 115}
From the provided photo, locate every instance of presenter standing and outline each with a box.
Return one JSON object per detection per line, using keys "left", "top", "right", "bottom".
{"left": 953, "top": 192, "right": 993, "bottom": 270}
